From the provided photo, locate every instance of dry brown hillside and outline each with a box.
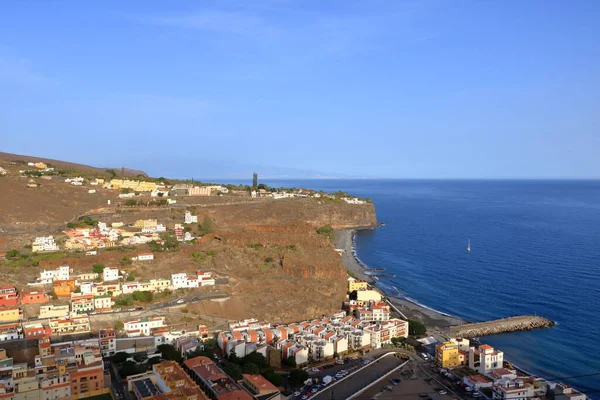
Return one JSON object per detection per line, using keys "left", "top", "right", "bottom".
{"left": 0, "top": 154, "right": 377, "bottom": 324}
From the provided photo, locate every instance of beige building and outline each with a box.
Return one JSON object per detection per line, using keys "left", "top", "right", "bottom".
{"left": 356, "top": 290, "right": 383, "bottom": 306}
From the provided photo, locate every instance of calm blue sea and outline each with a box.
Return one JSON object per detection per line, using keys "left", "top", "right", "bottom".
{"left": 223, "top": 179, "right": 600, "bottom": 393}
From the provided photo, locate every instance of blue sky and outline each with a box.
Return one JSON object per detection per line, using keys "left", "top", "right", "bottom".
{"left": 1, "top": 0, "right": 599, "bottom": 179}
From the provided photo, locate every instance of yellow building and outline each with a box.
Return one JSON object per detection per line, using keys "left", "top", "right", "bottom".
{"left": 34, "top": 162, "right": 47, "bottom": 169}
{"left": 348, "top": 278, "right": 368, "bottom": 292}
{"left": 149, "top": 279, "right": 172, "bottom": 292}
{"left": 435, "top": 339, "right": 469, "bottom": 368}
{"left": 135, "top": 219, "right": 158, "bottom": 228}
{"left": 0, "top": 306, "right": 23, "bottom": 323}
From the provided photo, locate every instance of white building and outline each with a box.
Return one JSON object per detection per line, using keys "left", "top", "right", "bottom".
{"left": 39, "top": 264, "right": 71, "bottom": 284}
{"left": 0, "top": 323, "right": 23, "bottom": 341}
{"left": 184, "top": 211, "right": 198, "bottom": 224}
{"left": 32, "top": 236, "right": 59, "bottom": 252}
{"left": 171, "top": 273, "right": 199, "bottom": 289}
{"left": 136, "top": 253, "right": 154, "bottom": 261}
{"left": 80, "top": 282, "right": 93, "bottom": 294}
{"left": 342, "top": 197, "right": 367, "bottom": 205}
{"left": 469, "top": 344, "right": 504, "bottom": 374}
{"left": 124, "top": 317, "right": 167, "bottom": 337}
{"left": 103, "top": 267, "right": 120, "bottom": 282}
{"left": 198, "top": 272, "right": 215, "bottom": 287}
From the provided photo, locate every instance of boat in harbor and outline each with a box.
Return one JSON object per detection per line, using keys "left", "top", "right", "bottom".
{"left": 467, "top": 239, "right": 471, "bottom": 252}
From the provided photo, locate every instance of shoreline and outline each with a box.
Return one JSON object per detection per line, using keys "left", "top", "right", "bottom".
{"left": 333, "top": 228, "right": 465, "bottom": 330}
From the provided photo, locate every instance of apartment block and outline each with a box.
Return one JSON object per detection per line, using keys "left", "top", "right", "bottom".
{"left": 49, "top": 315, "right": 91, "bottom": 336}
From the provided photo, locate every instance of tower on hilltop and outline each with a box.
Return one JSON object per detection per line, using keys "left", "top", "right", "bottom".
{"left": 253, "top": 172, "right": 258, "bottom": 188}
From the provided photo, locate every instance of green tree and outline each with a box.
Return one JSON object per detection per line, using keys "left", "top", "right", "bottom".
{"left": 114, "top": 321, "right": 124, "bottom": 331}
{"left": 118, "top": 364, "right": 141, "bottom": 378}
{"left": 242, "top": 362, "right": 260, "bottom": 375}
{"left": 349, "top": 290, "right": 358, "bottom": 300}
{"left": 257, "top": 183, "right": 269, "bottom": 190}
{"left": 242, "top": 352, "right": 268, "bottom": 368}
{"left": 223, "top": 363, "right": 242, "bottom": 381}
{"left": 110, "top": 352, "right": 129, "bottom": 364}
{"left": 126, "top": 273, "right": 135, "bottom": 281}
{"left": 120, "top": 188, "right": 131, "bottom": 194}
{"left": 264, "top": 257, "right": 274, "bottom": 263}
{"left": 106, "top": 169, "right": 117, "bottom": 178}
{"left": 6, "top": 250, "right": 20, "bottom": 258}
{"left": 159, "top": 232, "right": 179, "bottom": 252}
{"left": 283, "top": 356, "right": 296, "bottom": 368}
{"left": 132, "top": 291, "right": 153, "bottom": 302}
{"left": 198, "top": 216, "right": 214, "bottom": 235}
{"left": 316, "top": 225, "right": 333, "bottom": 238}
{"left": 408, "top": 319, "right": 427, "bottom": 336}
{"left": 147, "top": 357, "right": 162, "bottom": 366}
{"left": 125, "top": 199, "right": 137, "bottom": 206}
{"left": 157, "top": 344, "right": 182, "bottom": 362}
{"left": 92, "top": 264, "right": 105, "bottom": 273}
{"left": 262, "top": 371, "right": 283, "bottom": 387}
{"left": 289, "top": 369, "right": 309, "bottom": 387}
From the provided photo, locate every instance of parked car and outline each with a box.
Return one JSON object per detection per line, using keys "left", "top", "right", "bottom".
{"left": 439, "top": 390, "right": 447, "bottom": 395}
{"left": 383, "top": 385, "right": 393, "bottom": 391}
{"left": 176, "top": 299, "right": 184, "bottom": 304}
{"left": 293, "top": 392, "right": 301, "bottom": 397}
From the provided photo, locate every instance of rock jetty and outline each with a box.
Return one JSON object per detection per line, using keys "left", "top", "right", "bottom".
{"left": 448, "top": 315, "right": 556, "bottom": 338}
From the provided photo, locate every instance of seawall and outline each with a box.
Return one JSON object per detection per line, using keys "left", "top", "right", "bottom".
{"left": 447, "top": 315, "right": 556, "bottom": 338}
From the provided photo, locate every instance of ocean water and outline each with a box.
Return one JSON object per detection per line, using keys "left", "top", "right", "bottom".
{"left": 248, "top": 179, "right": 600, "bottom": 394}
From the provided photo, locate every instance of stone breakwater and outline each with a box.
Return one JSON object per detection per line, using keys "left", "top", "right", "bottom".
{"left": 448, "top": 315, "right": 556, "bottom": 338}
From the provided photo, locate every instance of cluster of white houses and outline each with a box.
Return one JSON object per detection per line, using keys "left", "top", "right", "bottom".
{"left": 218, "top": 314, "right": 409, "bottom": 366}
{"left": 28, "top": 263, "right": 216, "bottom": 294}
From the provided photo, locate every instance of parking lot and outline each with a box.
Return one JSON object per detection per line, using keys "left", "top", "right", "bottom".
{"left": 359, "top": 359, "right": 454, "bottom": 400}
{"left": 310, "top": 355, "right": 407, "bottom": 400}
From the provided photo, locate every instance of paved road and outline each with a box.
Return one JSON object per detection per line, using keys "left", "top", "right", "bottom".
{"left": 107, "top": 291, "right": 230, "bottom": 314}
{"left": 105, "top": 360, "right": 129, "bottom": 400}
{"left": 312, "top": 355, "right": 407, "bottom": 400}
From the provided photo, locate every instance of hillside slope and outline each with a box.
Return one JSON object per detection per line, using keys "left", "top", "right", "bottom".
{"left": 0, "top": 151, "right": 147, "bottom": 177}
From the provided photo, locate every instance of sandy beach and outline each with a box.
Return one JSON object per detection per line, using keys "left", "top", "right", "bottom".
{"left": 333, "top": 229, "right": 465, "bottom": 330}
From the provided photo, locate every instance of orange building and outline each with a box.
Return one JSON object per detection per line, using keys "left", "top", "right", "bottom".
{"left": 20, "top": 290, "right": 51, "bottom": 304}
{"left": 70, "top": 365, "right": 106, "bottom": 398}
{"left": 54, "top": 280, "right": 76, "bottom": 298}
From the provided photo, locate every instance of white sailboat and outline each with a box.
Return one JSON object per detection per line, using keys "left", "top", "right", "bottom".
{"left": 467, "top": 239, "right": 471, "bottom": 252}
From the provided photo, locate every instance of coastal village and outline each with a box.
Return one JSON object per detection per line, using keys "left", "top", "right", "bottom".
{"left": 0, "top": 159, "right": 586, "bottom": 400}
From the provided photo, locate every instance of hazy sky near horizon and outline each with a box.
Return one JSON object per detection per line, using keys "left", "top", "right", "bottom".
{"left": 1, "top": 1, "right": 599, "bottom": 179}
